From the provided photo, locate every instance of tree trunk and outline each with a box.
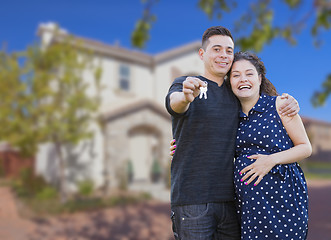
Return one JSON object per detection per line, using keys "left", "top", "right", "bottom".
{"left": 54, "top": 138, "right": 67, "bottom": 202}
{"left": 101, "top": 122, "right": 111, "bottom": 197}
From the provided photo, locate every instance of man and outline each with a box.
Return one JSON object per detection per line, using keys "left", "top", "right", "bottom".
{"left": 165, "top": 26, "right": 298, "bottom": 240}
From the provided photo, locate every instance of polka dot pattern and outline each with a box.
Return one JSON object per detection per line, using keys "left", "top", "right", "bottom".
{"left": 234, "top": 94, "right": 308, "bottom": 239}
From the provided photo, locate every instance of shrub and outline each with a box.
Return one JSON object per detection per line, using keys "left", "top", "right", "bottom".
{"left": 12, "top": 168, "right": 49, "bottom": 198}
{"left": 77, "top": 179, "right": 94, "bottom": 197}
{"left": 36, "top": 186, "right": 58, "bottom": 201}
{"left": 117, "top": 165, "right": 128, "bottom": 190}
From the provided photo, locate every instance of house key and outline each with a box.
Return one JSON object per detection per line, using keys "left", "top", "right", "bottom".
{"left": 199, "top": 81, "right": 208, "bottom": 99}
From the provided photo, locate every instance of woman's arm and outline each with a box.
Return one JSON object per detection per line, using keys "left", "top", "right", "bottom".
{"left": 275, "top": 97, "right": 312, "bottom": 162}
{"left": 240, "top": 96, "right": 312, "bottom": 186}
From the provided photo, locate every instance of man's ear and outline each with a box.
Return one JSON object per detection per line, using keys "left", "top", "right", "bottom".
{"left": 198, "top": 48, "right": 204, "bottom": 60}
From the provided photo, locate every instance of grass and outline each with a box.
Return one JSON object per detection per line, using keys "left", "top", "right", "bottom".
{"left": 305, "top": 172, "right": 331, "bottom": 179}
{"left": 5, "top": 168, "right": 149, "bottom": 217}
{"left": 301, "top": 160, "right": 331, "bottom": 180}
{"left": 17, "top": 190, "right": 152, "bottom": 217}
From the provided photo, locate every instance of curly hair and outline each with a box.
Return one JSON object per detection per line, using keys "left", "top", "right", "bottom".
{"left": 228, "top": 51, "right": 278, "bottom": 96}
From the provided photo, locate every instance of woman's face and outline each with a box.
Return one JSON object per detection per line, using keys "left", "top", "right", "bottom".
{"left": 230, "top": 59, "right": 261, "bottom": 101}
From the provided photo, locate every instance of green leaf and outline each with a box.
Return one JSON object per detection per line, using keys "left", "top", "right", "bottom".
{"left": 131, "top": 0, "right": 158, "bottom": 49}
{"left": 283, "top": 0, "right": 302, "bottom": 8}
{"left": 311, "top": 74, "right": 331, "bottom": 107}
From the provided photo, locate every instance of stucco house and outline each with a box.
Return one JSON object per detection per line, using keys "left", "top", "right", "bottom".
{"left": 35, "top": 22, "right": 203, "bottom": 196}
{"left": 34, "top": 23, "right": 331, "bottom": 198}
{"left": 303, "top": 117, "right": 331, "bottom": 162}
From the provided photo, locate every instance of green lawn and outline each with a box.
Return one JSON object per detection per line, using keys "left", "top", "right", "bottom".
{"left": 301, "top": 160, "right": 331, "bottom": 179}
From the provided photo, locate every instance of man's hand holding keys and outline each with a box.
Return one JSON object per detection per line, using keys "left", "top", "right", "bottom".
{"left": 182, "top": 77, "right": 207, "bottom": 103}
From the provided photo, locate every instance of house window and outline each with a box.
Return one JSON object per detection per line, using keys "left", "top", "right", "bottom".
{"left": 119, "top": 64, "right": 130, "bottom": 91}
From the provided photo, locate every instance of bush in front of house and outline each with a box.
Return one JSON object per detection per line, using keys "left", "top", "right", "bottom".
{"left": 77, "top": 179, "right": 94, "bottom": 198}
{"left": 151, "top": 158, "right": 162, "bottom": 183}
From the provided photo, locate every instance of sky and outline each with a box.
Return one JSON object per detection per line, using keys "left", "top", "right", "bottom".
{"left": 1, "top": 0, "right": 331, "bottom": 122}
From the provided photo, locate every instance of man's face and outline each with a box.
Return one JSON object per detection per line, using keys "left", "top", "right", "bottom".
{"left": 199, "top": 35, "right": 234, "bottom": 81}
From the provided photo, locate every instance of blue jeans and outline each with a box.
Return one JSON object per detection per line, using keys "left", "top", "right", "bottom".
{"left": 171, "top": 202, "right": 240, "bottom": 240}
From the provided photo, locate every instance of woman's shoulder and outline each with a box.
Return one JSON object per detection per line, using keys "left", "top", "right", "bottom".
{"left": 259, "top": 94, "right": 277, "bottom": 108}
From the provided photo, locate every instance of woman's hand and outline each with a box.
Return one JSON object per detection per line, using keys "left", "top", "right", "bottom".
{"left": 240, "top": 154, "right": 277, "bottom": 186}
{"left": 170, "top": 139, "right": 176, "bottom": 157}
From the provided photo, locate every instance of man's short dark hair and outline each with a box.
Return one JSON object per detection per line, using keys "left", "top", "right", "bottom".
{"left": 202, "top": 26, "right": 234, "bottom": 49}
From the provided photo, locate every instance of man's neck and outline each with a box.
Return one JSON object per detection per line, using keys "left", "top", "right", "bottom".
{"left": 202, "top": 73, "right": 225, "bottom": 87}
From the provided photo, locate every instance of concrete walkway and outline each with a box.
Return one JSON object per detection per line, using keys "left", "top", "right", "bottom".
{"left": 0, "top": 187, "right": 34, "bottom": 240}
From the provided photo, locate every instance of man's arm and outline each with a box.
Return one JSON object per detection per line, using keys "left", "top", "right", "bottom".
{"left": 169, "top": 92, "right": 190, "bottom": 114}
{"left": 169, "top": 77, "right": 206, "bottom": 114}
{"left": 278, "top": 93, "right": 300, "bottom": 117}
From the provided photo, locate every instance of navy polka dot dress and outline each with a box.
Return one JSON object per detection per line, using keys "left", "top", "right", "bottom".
{"left": 234, "top": 94, "right": 308, "bottom": 240}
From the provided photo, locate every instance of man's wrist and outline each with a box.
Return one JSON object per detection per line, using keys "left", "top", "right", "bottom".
{"left": 170, "top": 92, "right": 190, "bottom": 113}
{"left": 180, "top": 93, "right": 191, "bottom": 105}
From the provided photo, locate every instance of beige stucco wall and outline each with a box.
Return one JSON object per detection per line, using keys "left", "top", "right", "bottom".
{"left": 96, "top": 58, "right": 155, "bottom": 113}
{"left": 307, "top": 124, "right": 331, "bottom": 153}
{"left": 154, "top": 51, "right": 204, "bottom": 104}
{"left": 104, "top": 107, "right": 172, "bottom": 188}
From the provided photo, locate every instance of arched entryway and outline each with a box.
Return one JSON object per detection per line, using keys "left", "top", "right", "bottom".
{"left": 128, "top": 125, "right": 162, "bottom": 182}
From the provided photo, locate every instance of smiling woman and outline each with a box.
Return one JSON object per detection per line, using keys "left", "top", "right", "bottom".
{"left": 228, "top": 52, "right": 278, "bottom": 115}
{"left": 228, "top": 51, "right": 312, "bottom": 240}
{"left": 230, "top": 60, "right": 261, "bottom": 109}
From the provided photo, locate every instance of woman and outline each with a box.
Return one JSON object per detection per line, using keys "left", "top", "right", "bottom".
{"left": 229, "top": 52, "right": 311, "bottom": 239}
{"left": 171, "top": 52, "right": 312, "bottom": 239}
